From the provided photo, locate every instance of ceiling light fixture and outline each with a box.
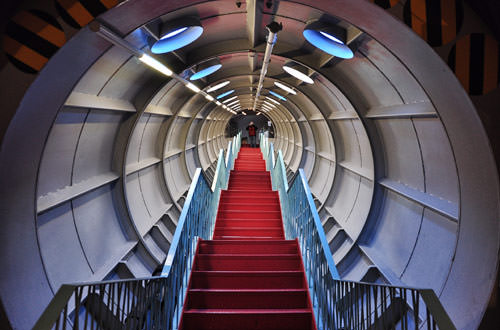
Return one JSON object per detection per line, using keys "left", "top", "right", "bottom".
{"left": 265, "top": 96, "right": 280, "bottom": 105}
{"left": 206, "top": 81, "right": 230, "bottom": 92}
{"left": 274, "top": 82, "right": 296, "bottom": 95}
{"left": 216, "top": 89, "right": 235, "bottom": 99}
{"left": 190, "top": 58, "right": 222, "bottom": 80}
{"left": 283, "top": 62, "right": 314, "bottom": 84}
{"left": 303, "top": 20, "right": 353, "bottom": 59}
{"left": 151, "top": 17, "right": 203, "bottom": 53}
{"left": 205, "top": 94, "right": 214, "bottom": 101}
{"left": 139, "top": 54, "right": 173, "bottom": 76}
{"left": 186, "top": 82, "right": 200, "bottom": 93}
{"left": 227, "top": 100, "right": 240, "bottom": 107}
{"left": 222, "top": 96, "right": 238, "bottom": 103}
{"left": 263, "top": 101, "right": 276, "bottom": 108}
{"left": 257, "top": 112, "right": 262, "bottom": 115}
{"left": 269, "top": 90, "right": 286, "bottom": 101}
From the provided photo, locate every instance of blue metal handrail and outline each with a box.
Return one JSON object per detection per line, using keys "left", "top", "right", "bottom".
{"left": 33, "top": 133, "right": 241, "bottom": 330}
{"left": 259, "top": 133, "right": 455, "bottom": 330}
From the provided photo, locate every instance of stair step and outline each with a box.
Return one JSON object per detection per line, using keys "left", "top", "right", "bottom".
{"left": 217, "top": 210, "right": 281, "bottom": 219}
{"left": 185, "top": 289, "right": 310, "bottom": 309}
{"left": 194, "top": 254, "right": 302, "bottom": 271}
{"left": 220, "top": 194, "right": 279, "bottom": 203}
{"left": 213, "top": 228, "right": 283, "bottom": 239}
{"left": 180, "top": 309, "right": 314, "bottom": 330}
{"left": 215, "top": 220, "right": 283, "bottom": 228}
{"left": 218, "top": 203, "right": 280, "bottom": 211}
{"left": 190, "top": 271, "right": 306, "bottom": 289}
{"left": 198, "top": 240, "right": 298, "bottom": 254}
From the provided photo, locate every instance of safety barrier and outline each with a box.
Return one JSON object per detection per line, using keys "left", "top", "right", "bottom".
{"left": 33, "top": 133, "right": 241, "bottom": 330}
{"left": 260, "top": 133, "right": 455, "bottom": 330}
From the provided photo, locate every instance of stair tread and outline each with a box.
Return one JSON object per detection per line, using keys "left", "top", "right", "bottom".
{"left": 188, "top": 288, "right": 308, "bottom": 292}
{"left": 184, "top": 308, "right": 313, "bottom": 314}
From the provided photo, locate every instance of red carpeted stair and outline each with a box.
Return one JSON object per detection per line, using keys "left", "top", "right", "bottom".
{"left": 179, "top": 146, "right": 316, "bottom": 330}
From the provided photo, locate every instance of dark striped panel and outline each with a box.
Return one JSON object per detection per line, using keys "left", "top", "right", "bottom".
{"left": 55, "top": 0, "right": 118, "bottom": 29}
{"left": 448, "top": 33, "right": 500, "bottom": 95}
{"left": 403, "top": 0, "right": 464, "bottom": 47}
{"left": 368, "top": 0, "right": 400, "bottom": 9}
{"left": 2, "top": 10, "right": 65, "bottom": 74}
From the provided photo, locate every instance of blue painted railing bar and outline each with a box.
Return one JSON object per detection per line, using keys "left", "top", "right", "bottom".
{"left": 260, "top": 133, "right": 455, "bottom": 330}
{"left": 33, "top": 133, "right": 241, "bottom": 330}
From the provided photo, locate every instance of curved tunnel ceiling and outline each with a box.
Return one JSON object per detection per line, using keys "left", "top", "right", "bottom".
{"left": 0, "top": 1, "right": 499, "bottom": 329}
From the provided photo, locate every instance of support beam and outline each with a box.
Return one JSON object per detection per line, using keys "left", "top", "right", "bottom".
{"left": 246, "top": 0, "right": 263, "bottom": 48}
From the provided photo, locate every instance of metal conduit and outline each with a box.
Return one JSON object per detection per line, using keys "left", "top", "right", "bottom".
{"left": 252, "top": 21, "right": 282, "bottom": 112}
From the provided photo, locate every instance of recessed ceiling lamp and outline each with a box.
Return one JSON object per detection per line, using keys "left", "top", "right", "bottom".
{"left": 265, "top": 96, "right": 280, "bottom": 105}
{"left": 151, "top": 17, "right": 203, "bottom": 53}
{"left": 217, "top": 89, "right": 235, "bottom": 99}
{"left": 242, "top": 111, "right": 247, "bottom": 115}
{"left": 227, "top": 100, "right": 240, "bottom": 107}
{"left": 186, "top": 82, "right": 200, "bottom": 93}
{"left": 263, "top": 101, "right": 276, "bottom": 108}
{"left": 222, "top": 96, "right": 238, "bottom": 103}
{"left": 269, "top": 90, "right": 286, "bottom": 101}
{"left": 274, "top": 82, "right": 297, "bottom": 95}
{"left": 257, "top": 112, "right": 262, "bottom": 116}
{"left": 190, "top": 58, "right": 222, "bottom": 80}
{"left": 207, "top": 81, "right": 230, "bottom": 92}
{"left": 302, "top": 21, "right": 353, "bottom": 59}
{"left": 283, "top": 62, "right": 314, "bottom": 84}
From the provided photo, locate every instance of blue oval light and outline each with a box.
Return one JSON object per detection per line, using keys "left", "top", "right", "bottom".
{"left": 216, "top": 90, "right": 235, "bottom": 99}
{"left": 303, "top": 29, "right": 354, "bottom": 59}
{"left": 189, "top": 64, "right": 222, "bottom": 80}
{"left": 152, "top": 26, "right": 203, "bottom": 53}
{"left": 269, "top": 90, "right": 287, "bottom": 101}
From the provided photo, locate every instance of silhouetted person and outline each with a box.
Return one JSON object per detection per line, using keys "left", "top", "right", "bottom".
{"left": 246, "top": 121, "right": 258, "bottom": 147}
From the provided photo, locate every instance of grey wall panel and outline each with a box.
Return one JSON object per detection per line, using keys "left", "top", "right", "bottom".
{"left": 413, "top": 118, "right": 459, "bottom": 205}
{"left": 374, "top": 119, "right": 424, "bottom": 190}
{"left": 333, "top": 54, "right": 403, "bottom": 110}
{"left": 352, "top": 120, "right": 374, "bottom": 174}
{"left": 37, "top": 108, "right": 88, "bottom": 197}
{"left": 125, "top": 172, "right": 151, "bottom": 236}
{"left": 72, "top": 46, "right": 132, "bottom": 96}
{"left": 126, "top": 115, "right": 149, "bottom": 165}
{"left": 73, "top": 110, "right": 124, "bottom": 182}
{"left": 143, "top": 233, "right": 167, "bottom": 264}
{"left": 332, "top": 120, "right": 360, "bottom": 165}
{"left": 325, "top": 168, "right": 360, "bottom": 225}
{"left": 308, "top": 157, "right": 335, "bottom": 204}
{"left": 185, "top": 148, "right": 198, "bottom": 178}
{"left": 164, "top": 154, "right": 190, "bottom": 202}
{"left": 123, "top": 245, "right": 156, "bottom": 278}
{"left": 140, "top": 115, "right": 165, "bottom": 160}
{"left": 360, "top": 39, "right": 428, "bottom": 104}
{"left": 72, "top": 184, "right": 130, "bottom": 272}
{"left": 364, "top": 190, "right": 423, "bottom": 277}
{"left": 400, "top": 209, "right": 457, "bottom": 294}
{"left": 138, "top": 164, "right": 170, "bottom": 227}
{"left": 98, "top": 57, "right": 155, "bottom": 101}
{"left": 37, "top": 203, "right": 93, "bottom": 291}
{"left": 345, "top": 177, "right": 374, "bottom": 241}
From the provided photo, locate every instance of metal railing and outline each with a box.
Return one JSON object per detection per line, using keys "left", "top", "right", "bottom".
{"left": 33, "top": 133, "right": 241, "bottom": 330}
{"left": 259, "top": 133, "right": 456, "bottom": 330}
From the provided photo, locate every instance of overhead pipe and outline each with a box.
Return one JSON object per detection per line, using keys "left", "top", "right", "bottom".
{"left": 252, "top": 21, "right": 282, "bottom": 112}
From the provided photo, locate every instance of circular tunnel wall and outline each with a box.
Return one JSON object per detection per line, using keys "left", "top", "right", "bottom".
{"left": 0, "top": 1, "right": 498, "bottom": 329}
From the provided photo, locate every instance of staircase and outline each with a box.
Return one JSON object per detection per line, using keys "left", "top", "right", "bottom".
{"left": 179, "top": 146, "right": 316, "bottom": 330}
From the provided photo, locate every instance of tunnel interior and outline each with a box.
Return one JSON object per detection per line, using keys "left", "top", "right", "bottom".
{"left": 0, "top": 1, "right": 499, "bottom": 329}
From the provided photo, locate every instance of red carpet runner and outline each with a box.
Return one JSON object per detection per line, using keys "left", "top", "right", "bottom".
{"left": 179, "top": 146, "right": 316, "bottom": 330}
